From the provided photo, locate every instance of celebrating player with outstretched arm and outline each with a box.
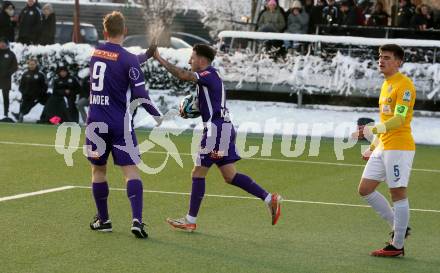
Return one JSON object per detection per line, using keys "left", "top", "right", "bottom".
{"left": 86, "top": 11, "right": 162, "bottom": 239}
{"left": 358, "top": 44, "right": 415, "bottom": 257}
{"left": 153, "top": 44, "right": 282, "bottom": 231}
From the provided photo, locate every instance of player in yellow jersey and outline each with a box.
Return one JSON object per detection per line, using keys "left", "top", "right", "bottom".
{"left": 357, "top": 44, "right": 415, "bottom": 257}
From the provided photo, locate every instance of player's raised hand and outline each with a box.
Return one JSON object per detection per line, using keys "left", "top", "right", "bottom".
{"left": 146, "top": 43, "right": 157, "bottom": 59}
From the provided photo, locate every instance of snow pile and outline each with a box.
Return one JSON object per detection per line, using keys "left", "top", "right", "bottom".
{"left": 8, "top": 42, "right": 440, "bottom": 100}
{"left": 216, "top": 51, "right": 440, "bottom": 99}
{"left": 2, "top": 89, "right": 439, "bottom": 145}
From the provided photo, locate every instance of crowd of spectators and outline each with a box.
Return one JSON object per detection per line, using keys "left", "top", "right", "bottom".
{"left": 0, "top": 0, "right": 56, "bottom": 45}
{"left": 256, "top": 0, "right": 440, "bottom": 35}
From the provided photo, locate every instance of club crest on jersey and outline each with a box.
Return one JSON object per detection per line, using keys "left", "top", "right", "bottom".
{"left": 4, "top": 54, "right": 9, "bottom": 58}
{"left": 34, "top": 75, "right": 39, "bottom": 79}
{"left": 403, "top": 90, "right": 411, "bottom": 102}
{"left": 199, "top": 71, "right": 210, "bottom": 77}
{"left": 387, "top": 97, "right": 392, "bottom": 103}
{"left": 129, "top": 67, "right": 140, "bottom": 81}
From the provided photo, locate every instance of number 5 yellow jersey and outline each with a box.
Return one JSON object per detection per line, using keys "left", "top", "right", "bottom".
{"left": 378, "top": 72, "right": 416, "bottom": 151}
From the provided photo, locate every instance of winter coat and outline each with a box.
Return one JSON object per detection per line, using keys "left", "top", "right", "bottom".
{"left": 19, "top": 69, "right": 47, "bottom": 100}
{"left": 257, "top": 8, "right": 286, "bottom": 32}
{"left": 39, "top": 13, "right": 56, "bottom": 45}
{"left": 0, "top": 10, "right": 16, "bottom": 42}
{"left": 367, "top": 11, "right": 389, "bottom": 26}
{"left": 410, "top": 13, "right": 434, "bottom": 30}
{"left": 79, "top": 76, "right": 90, "bottom": 99}
{"left": 0, "top": 48, "right": 17, "bottom": 84}
{"left": 396, "top": 4, "right": 414, "bottom": 28}
{"left": 322, "top": 4, "right": 339, "bottom": 25}
{"left": 309, "top": 5, "right": 325, "bottom": 33}
{"left": 41, "top": 75, "right": 80, "bottom": 123}
{"left": 18, "top": 3, "right": 42, "bottom": 44}
{"left": 286, "top": 11, "right": 309, "bottom": 34}
{"left": 338, "top": 8, "right": 358, "bottom": 26}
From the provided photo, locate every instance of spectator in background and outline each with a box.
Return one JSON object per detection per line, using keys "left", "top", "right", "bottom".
{"left": 338, "top": 0, "right": 358, "bottom": 25}
{"left": 308, "top": 0, "right": 326, "bottom": 33}
{"left": 39, "top": 3, "right": 55, "bottom": 45}
{"left": 0, "top": 36, "right": 17, "bottom": 119}
{"left": 40, "top": 66, "right": 80, "bottom": 124}
{"left": 302, "top": 0, "right": 314, "bottom": 15}
{"left": 322, "top": 0, "right": 339, "bottom": 25}
{"left": 18, "top": 0, "right": 42, "bottom": 45}
{"left": 0, "top": 1, "right": 18, "bottom": 42}
{"left": 395, "top": 0, "right": 415, "bottom": 28}
{"left": 367, "top": 2, "right": 389, "bottom": 26}
{"left": 257, "top": 0, "right": 286, "bottom": 32}
{"left": 77, "top": 74, "right": 90, "bottom": 124}
{"left": 14, "top": 58, "right": 47, "bottom": 122}
{"left": 284, "top": 1, "right": 309, "bottom": 53}
{"left": 411, "top": 4, "right": 434, "bottom": 30}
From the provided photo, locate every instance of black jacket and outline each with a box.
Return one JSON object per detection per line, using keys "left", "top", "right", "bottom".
{"left": 18, "top": 3, "right": 42, "bottom": 44}
{"left": 19, "top": 69, "right": 47, "bottom": 100}
{"left": 338, "top": 8, "right": 358, "bottom": 26}
{"left": 410, "top": 13, "right": 434, "bottom": 30}
{"left": 80, "top": 76, "right": 90, "bottom": 99}
{"left": 52, "top": 75, "right": 80, "bottom": 99}
{"left": 322, "top": 5, "right": 339, "bottom": 25}
{"left": 0, "top": 48, "right": 17, "bottom": 82}
{"left": 41, "top": 75, "right": 80, "bottom": 123}
{"left": 396, "top": 4, "right": 414, "bottom": 28}
{"left": 0, "top": 11, "right": 16, "bottom": 42}
{"left": 367, "top": 11, "right": 389, "bottom": 26}
{"left": 40, "top": 13, "right": 56, "bottom": 45}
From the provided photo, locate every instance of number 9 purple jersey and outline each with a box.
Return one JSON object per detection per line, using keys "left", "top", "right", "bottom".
{"left": 88, "top": 42, "right": 160, "bottom": 129}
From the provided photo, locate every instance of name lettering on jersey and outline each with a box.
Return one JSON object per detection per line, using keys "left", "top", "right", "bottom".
{"left": 90, "top": 94, "right": 110, "bottom": 106}
{"left": 403, "top": 90, "right": 411, "bottom": 102}
{"left": 199, "top": 71, "right": 211, "bottom": 77}
{"left": 93, "top": 50, "right": 119, "bottom": 61}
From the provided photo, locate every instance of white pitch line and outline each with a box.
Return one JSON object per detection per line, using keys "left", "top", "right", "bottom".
{"left": 74, "top": 186, "right": 440, "bottom": 213}
{"left": 0, "top": 186, "right": 76, "bottom": 202}
{"left": 1, "top": 140, "right": 439, "bottom": 174}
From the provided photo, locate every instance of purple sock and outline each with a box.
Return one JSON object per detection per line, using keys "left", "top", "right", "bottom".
{"left": 188, "top": 177, "right": 206, "bottom": 218}
{"left": 127, "top": 179, "right": 143, "bottom": 222}
{"left": 92, "top": 182, "right": 109, "bottom": 221}
{"left": 231, "top": 173, "right": 269, "bottom": 201}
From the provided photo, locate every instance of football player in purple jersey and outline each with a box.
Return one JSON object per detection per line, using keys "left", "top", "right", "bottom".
{"left": 87, "top": 11, "right": 161, "bottom": 238}
{"left": 153, "top": 44, "right": 282, "bottom": 231}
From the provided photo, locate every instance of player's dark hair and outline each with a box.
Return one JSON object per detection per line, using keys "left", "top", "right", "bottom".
{"left": 193, "top": 44, "right": 216, "bottom": 62}
{"left": 103, "top": 11, "right": 125, "bottom": 38}
{"left": 379, "top": 44, "right": 405, "bottom": 61}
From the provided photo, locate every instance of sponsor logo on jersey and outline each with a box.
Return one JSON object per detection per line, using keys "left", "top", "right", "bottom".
{"left": 403, "top": 90, "right": 411, "bottom": 102}
{"left": 381, "top": 104, "right": 392, "bottom": 115}
{"left": 93, "top": 49, "right": 119, "bottom": 61}
{"left": 397, "top": 105, "right": 406, "bottom": 114}
{"left": 388, "top": 85, "right": 393, "bottom": 93}
{"left": 199, "top": 71, "right": 211, "bottom": 77}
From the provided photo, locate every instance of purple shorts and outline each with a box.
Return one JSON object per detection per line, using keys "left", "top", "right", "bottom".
{"left": 85, "top": 126, "right": 140, "bottom": 166}
{"left": 196, "top": 119, "right": 241, "bottom": 168}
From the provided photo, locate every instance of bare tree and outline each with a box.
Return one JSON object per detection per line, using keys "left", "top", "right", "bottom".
{"left": 142, "top": 0, "right": 180, "bottom": 47}
{"left": 196, "top": 0, "right": 255, "bottom": 38}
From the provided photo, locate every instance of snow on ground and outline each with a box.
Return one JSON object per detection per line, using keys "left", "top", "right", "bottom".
{"left": 2, "top": 89, "right": 439, "bottom": 146}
